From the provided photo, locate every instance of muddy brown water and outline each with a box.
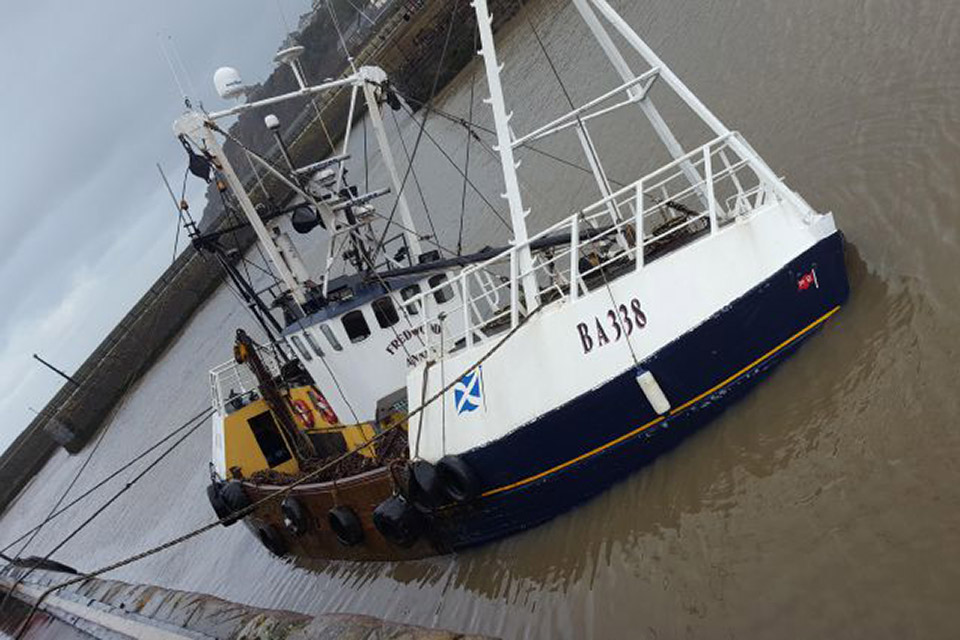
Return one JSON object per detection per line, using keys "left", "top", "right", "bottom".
{"left": 2, "top": 0, "right": 959, "bottom": 638}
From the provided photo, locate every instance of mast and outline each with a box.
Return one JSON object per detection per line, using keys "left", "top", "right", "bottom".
{"left": 174, "top": 111, "right": 309, "bottom": 306}
{"left": 472, "top": 0, "right": 540, "bottom": 312}
{"left": 571, "top": 0, "right": 708, "bottom": 205}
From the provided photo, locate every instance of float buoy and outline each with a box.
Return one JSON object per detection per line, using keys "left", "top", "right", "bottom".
{"left": 373, "top": 496, "right": 423, "bottom": 548}
{"left": 328, "top": 506, "right": 364, "bottom": 546}
{"left": 436, "top": 455, "right": 480, "bottom": 504}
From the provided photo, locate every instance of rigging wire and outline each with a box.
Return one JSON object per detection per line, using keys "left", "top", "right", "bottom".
{"left": 396, "top": 100, "right": 511, "bottom": 232}
{"left": 395, "top": 92, "right": 631, "bottom": 189}
{"left": 0, "top": 407, "right": 214, "bottom": 557}
{"left": 388, "top": 106, "right": 441, "bottom": 246}
{"left": 12, "top": 301, "right": 547, "bottom": 640}
{"left": 457, "top": 27, "right": 480, "bottom": 256}
{"left": 370, "top": 0, "right": 464, "bottom": 265}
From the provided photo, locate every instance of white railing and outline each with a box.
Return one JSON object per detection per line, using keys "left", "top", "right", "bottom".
{"left": 403, "top": 132, "right": 800, "bottom": 362}
{"left": 209, "top": 343, "right": 292, "bottom": 414}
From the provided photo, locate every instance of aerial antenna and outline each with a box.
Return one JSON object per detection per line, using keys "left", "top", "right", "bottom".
{"left": 167, "top": 34, "right": 200, "bottom": 109}
{"left": 157, "top": 33, "right": 189, "bottom": 106}
{"left": 325, "top": 0, "right": 357, "bottom": 72}
{"left": 275, "top": 0, "right": 293, "bottom": 34}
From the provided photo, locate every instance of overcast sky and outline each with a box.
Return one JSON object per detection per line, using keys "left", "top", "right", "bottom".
{"left": 0, "top": 0, "right": 315, "bottom": 453}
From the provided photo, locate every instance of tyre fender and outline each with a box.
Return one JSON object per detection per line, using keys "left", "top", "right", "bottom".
{"left": 373, "top": 496, "right": 423, "bottom": 548}
{"left": 436, "top": 455, "right": 480, "bottom": 504}
{"left": 328, "top": 505, "right": 364, "bottom": 546}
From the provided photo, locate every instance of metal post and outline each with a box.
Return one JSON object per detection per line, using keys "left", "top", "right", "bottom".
{"left": 473, "top": 0, "right": 540, "bottom": 313}
{"left": 571, "top": 0, "right": 707, "bottom": 205}
{"left": 570, "top": 214, "right": 580, "bottom": 300}
{"left": 33, "top": 354, "right": 80, "bottom": 388}
{"left": 634, "top": 179, "right": 645, "bottom": 270}
{"left": 462, "top": 276, "right": 473, "bottom": 347}
{"left": 704, "top": 146, "right": 718, "bottom": 234}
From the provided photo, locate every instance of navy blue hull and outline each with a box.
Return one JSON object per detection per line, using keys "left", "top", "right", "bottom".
{"left": 431, "top": 231, "right": 849, "bottom": 551}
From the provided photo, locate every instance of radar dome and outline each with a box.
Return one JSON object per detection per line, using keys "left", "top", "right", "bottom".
{"left": 213, "top": 67, "right": 245, "bottom": 100}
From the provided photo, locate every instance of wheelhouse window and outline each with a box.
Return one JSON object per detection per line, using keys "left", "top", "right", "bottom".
{"left": 304, "top": 331, "right": 324, "bottom": 357}
{"left": 289, "top": 335, "right": 312, "bottom": 361}
{"left": 372, "top": 296, "right": 400, "bottom": 328}
{"left": 400, "top": 284, "right": 421, "bottom": 315}
{"left": 429, "top": 274, "right": 455, "bottom": 304}
{"left": 320, "top": 324, "right": 343, "bottom": 352}
{"left": 247, "top": 411, "right": 292, "bottom": 468}
{"left": 342, "top": 310, "right": 371, "bottom": 343}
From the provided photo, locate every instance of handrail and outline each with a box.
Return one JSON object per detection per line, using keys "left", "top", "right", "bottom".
{"left": 404, "top": 134, "right": 787, "bottom": 362}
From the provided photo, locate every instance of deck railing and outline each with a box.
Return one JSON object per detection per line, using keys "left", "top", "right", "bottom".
{"left": 405, "top": 132, "right": 800, "bottom": 362}
{"left": 209, "top": 343, "right": 292, "bottom": 414}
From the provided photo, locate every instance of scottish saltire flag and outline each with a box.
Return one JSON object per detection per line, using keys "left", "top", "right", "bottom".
{"left": 454, "top": 366, "right": 484, "bottom": 415}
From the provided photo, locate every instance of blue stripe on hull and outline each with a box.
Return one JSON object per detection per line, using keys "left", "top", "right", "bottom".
{"left": 431, "top": 231, "right": 849, "bottom": 551}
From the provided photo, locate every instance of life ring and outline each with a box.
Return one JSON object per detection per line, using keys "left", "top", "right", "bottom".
{"left": 292, "top": 399, "right": 315, "bottom": 429}
{"left": 436, "top": 455, "right": 480, "bottom": 504}
{"left": 254, "top": 522, "right": 288, "bottom": 557}
{"left": 281, "top": 496, "right": 311, "bottom": 536}
{"left": 308, "top": 389, "right": 339, "bottom": 424}
{"left": 408, "top": 460, "right": 445, "bottom": 512}
{"left": 218, "top": 481, "right": 251, "bottom": 527}
{"left": 373, "top": 495, "right": 423, "bottom": 548}
{"left": 328, "top": 506, "right": 364, "bottom": 546}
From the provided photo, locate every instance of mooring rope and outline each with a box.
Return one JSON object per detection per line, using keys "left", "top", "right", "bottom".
{"left": 9, "top": 300, "right": 543, "bottom": 639}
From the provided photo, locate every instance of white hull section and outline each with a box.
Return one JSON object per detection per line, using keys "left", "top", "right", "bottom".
{"left": 407, "top": 202, "right": 837, "bottom": 462}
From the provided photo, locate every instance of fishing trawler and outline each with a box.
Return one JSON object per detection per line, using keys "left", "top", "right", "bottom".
{"left": 180, "top": 0, "right": 849, "bottom": 560}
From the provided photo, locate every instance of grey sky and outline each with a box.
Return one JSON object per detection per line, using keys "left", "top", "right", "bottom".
{"left": 0, "top": 0, "right": 313, "bottom": 453}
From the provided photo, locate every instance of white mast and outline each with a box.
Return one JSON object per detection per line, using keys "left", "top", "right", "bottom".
{"left": 174, "top": 111, "right": 309, "bottom": 306}
{"left": 473, "top": 0, "right": 540, "bottom": 312}
{"left": 571, "top": 0, "right": 708, "bottom": 204}
{"left": 358, "top": 66, "right": 424, "bottom": 262}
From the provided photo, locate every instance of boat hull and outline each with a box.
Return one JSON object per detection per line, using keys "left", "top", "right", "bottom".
{"left": 239, "top": 231, "right": 847, "bottom": 560}
{"left": 431, "top": 230, "right": 849, "bottom": 550}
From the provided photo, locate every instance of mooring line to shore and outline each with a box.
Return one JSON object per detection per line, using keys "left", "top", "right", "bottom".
{"left": 0, "top": 406, "right": 215, "bottom": 557}
{"left": 0, "top": 406, "right": 214, "bottom": 620}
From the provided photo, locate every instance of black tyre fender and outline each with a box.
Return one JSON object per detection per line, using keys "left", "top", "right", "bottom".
{"left": 205, "top": 484, "right": 232, "bottom": 524}
{"left": 436, "top": 455, "right": 480, "bottom": 504}
{"left": 281, "top": 496, "right": 311, "bottom": 536}
{"left": 254, "top": 522, "right": 288, "bottom": 557}
{"left": 373, "top": 495, "right": 423, "bottom": 548}
{"left": 219, "top": 481, "right": 251, "bottom": 527}
{"left": 328, "top": 505, "right": 364, "bottom": 547}
{"left": 408, "top": 460, "right": 445, "bottom": 512}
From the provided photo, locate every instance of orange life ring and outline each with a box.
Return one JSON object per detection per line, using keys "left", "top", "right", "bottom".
{"left": 292, "top": 399, "right": 315, "bottom": 429}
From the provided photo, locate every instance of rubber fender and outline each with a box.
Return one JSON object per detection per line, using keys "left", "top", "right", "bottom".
{"left": 373, "top": 495, "right": 423, "bottom": 548}
{"left": 328, "top": 505, "right": 365, "bottom": 547}
{"left": 408, "top": 460, "right": 445, "bottom": 512}
{"left": 281, "top": 496, "right": 311, "bottom": 536}
{"left": 436, "top": 455, "right": 480, "bottom": 504}
{"left": 219, "top": 481, "right": 251, "bottom": 527}
{"left": 255, "top": 522, "right": 288, "bottom": 557}
{"left": 205, "top": 483, "right": 232, "bottom": 524}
